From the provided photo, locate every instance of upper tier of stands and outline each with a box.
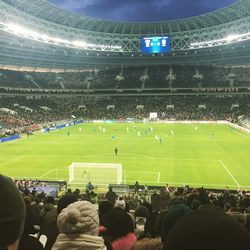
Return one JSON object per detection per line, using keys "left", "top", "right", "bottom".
{"left": 0, "top": 66, "right": 249, "bottom": 89}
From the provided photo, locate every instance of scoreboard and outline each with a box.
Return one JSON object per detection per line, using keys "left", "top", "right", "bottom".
{"left": 141, "top": 36, "right": 171, "bottom": 54}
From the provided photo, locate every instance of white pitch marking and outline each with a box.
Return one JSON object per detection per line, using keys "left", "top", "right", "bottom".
{"left": 0, "top": 155, "right": 26, "bottom": 167}
{"left": 157, "top": 172, "right": 161, "bottom": 183}
{"left": 39, "top": 168, "right": 55, "bottom": 178}
{"left": 125, "top": 170, "right": 161, "bottom": 174}
{"left": 219, "top": 160, "right": 240, "bottom": 187}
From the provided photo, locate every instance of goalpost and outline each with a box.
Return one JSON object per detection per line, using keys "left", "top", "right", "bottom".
{"left": 68, "top": 162, "right": 122, "bottom": 186}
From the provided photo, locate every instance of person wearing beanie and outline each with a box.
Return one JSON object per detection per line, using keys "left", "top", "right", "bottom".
{"left": 105, "top": 187, "right": 118, "bottom": 206}
{"left": 52, "top": 201, "right": 106, "bottom": 250}
{"left": 0, "top": 175, "right": 26, "bottom": 250}
{"left": 17, "top": 193, "right": 43, "bottom": 250}
{"left": 191, "top": 199, "right": 201, "bottom": 210}
{"left": 100, "top": 208, "right": 137, "bottom": 250}
{"left": 134, "top": 206, "right": 150, "bottom": 219}
{"left": 163, "top": 208, "right": 250, "bottom": 250}
{"left": 57, "top": 194, "right": 77, "bottom": 215}
{"left": 39, "top": 194, "right": 78, "bottom": 250}
{"left": 40, "top": 196, "right": 57, "bottom": 229}
{"left": 161, "top": 202, "right": 191, "bottom": 244}
{"left": 134, "top": 206, "right": 150, "bottom": 239}
{"left": 99, "top": 201, "right": 113, "bottom": 225}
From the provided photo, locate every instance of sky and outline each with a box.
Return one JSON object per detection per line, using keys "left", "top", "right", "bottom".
{"left": 48, "top": 0, "right": 238, "bottom": 22}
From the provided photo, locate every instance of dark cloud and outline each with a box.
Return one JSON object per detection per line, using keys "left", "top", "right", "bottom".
{"left": 49, "top": 0, "right": 238, "bottom": 22}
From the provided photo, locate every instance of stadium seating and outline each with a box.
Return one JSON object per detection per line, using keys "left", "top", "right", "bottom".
{"left": 1, "top": 66, "right": 249, "bottom": 90}
{"left": 0, "top": 95, "right": 249, "bottom": 130}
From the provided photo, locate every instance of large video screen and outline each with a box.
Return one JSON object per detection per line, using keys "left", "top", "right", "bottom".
{"left": 141, "top": 36, "right": 171, "bottom": 54}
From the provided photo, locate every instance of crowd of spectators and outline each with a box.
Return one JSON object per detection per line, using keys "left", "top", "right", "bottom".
{"left": 0, "top": 95, "right": 249, "bottom": 130}
{"left": 0, "top": 65, "right": 249, "bottom": 90}
{"left": 1, "top": 175, "right": 250, "bottom": 250}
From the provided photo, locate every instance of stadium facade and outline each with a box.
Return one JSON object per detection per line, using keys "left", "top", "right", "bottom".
{"left": 0, "top": 0, "right": 250, "bottom": 71}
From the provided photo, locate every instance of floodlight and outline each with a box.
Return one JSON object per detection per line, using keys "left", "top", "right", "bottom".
{"left": 0, "top": 22, "right": 122, "bottom": 51}
{"left": 71, "top": 41, "right": 86, "bottom": 48}
{"left": 226, "top": 34, "right": 238, "bottom": 42}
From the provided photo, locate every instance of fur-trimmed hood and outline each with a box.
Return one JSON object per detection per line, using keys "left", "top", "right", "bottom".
{"left": 112, "top": 233, "right": 137, "bottom": 250}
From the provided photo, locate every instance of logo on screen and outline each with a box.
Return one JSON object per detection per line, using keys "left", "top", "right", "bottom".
{"left": 141, "top": 36, "right": 171, "bottom": 54}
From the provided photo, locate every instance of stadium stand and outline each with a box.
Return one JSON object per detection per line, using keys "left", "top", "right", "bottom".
{"left": 0, "top": 95, "right": 249, "bottom": 131}
{"left": 0, "top": 66, "right": 250, "bottom": 89}
{"left": 0, "top": 176, "right": 250, "bottom": 250}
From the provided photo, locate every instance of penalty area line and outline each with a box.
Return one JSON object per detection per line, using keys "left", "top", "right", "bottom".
{"left": 219, "top": 160, "right": 240, "bottom": 188}
{"left": 39, "top": 169, "right": 55, "bottom": 179}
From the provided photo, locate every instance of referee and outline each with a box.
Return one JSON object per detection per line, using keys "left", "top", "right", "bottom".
{"left": 114, "top": 147, "right": 118, "bottom": 156}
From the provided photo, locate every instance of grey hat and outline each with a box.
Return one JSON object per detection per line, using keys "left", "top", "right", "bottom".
{"left": 57, "top": 201, "right": 99, "bottom": 235}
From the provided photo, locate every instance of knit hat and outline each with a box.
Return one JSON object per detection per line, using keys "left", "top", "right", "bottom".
{"left": 99, "top": 201, "right": 113, "bottom": 223}
{"left": 161, "top": 203, "right": 191, "bottom": 243}
{"left": 0, "top": 175, "right": 26, "bottom": 247}
{"left": 57, "top": 201, "right": 99, "bottom": 236}
{"left": 57, "top": 194, "right": 77, "bottom": 214}
{"left": 164, "top": 208, "right": 250, "bottom": 250}
{"left": 101, "top": 208, "right": 134, "bottom": 240}
{"left": 134, "top": 206, "right": 150, "bottom": 219}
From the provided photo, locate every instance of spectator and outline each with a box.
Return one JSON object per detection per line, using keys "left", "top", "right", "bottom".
{"left": 105, "top": 186, "right": 118, "bottom": 206}
{"left": 163, "top": 208, "right": 250, "bottom": 250}
{"left": 86, "top": 182, "right": 94, "bottom": 192}
{"left": 191, "top": 199, "right": 201, "bottom": 210}
{"left": 101, "top": 208, "right": 137, "bottom": 250}
{"left": 99, "top": 201, "right": 113, "bottom": 225}
{"left": 134, "top": 206, "right": 150, "bottom": 239}
{"left": 161, "top": 199, "right": 191, "bottom": 244}
{"left": 151, "top": 190, "right": 160, "bottom": 212}
{"left": 224, "top": 202, "right": 232, "bottom": 212}
{"left": 114, "top": 197, "right": 126, "bottom": 210}
{"left": 39, "top": 194, "right": 77, "bottom": 250}
{"left": 57, "top": 194, "right": 77, "bottom": 215}
{"left": 18, "top": 203, "right": 44, "bottom": 250}
{"left": 73, "top": 189, "right": 81, "bottom": 200}
{"left": 134, "top": 181, "right": 140, "bottom": 194}
{"left": 159, "top": 188, "right": 169, "bottom": 211}
{"left": 0, "top": 175, "right": 26, "bottom": 250}
{"left": 53, "top": 201, "right": 106, "bottom": 250}
{"left": 40, "top": 196, "right": 57, "bottom": 229}
{"left": 141, "top": 202, "right": 158, "bottom": 238}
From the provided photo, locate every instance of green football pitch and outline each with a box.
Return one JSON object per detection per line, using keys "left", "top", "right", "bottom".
{"left": 0, "top": 123, "right": 249, "bottom": 190}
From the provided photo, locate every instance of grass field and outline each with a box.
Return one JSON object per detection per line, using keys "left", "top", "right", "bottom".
{"left": 0, "top": 123, "right": 250, "bottom": 190}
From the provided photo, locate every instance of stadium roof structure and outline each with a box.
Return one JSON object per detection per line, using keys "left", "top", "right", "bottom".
{"left": 0, "top": 0, "right": 250, "bottom": 71}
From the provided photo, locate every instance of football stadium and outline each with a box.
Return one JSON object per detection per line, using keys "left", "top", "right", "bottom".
{"left": 0, "top": 0, "right": 250, "bottom": 249}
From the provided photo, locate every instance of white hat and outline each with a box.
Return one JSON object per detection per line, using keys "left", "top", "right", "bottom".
{"left": 57, "top": 201, "right": 99, "bottom": 235}
{"left": 114, "top": 199, "right": 126, "bottom": 210}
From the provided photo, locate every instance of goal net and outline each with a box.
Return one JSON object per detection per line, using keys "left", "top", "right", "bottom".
{"left": 68, "top": 162, "right": 122, "bottom": 186}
